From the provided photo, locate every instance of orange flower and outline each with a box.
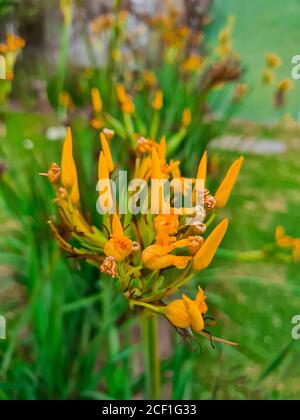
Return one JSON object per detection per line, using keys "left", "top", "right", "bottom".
{"left": 154, "top": 214, "right": 179, "bottom": 235}
{"left": 90, "top": 14, "right": 114, "bottom": 33}
{"left": 275, "top": 226, "right": 294, "bottom": 248}
{"left": 165, "top": 287, "right": 207, "bottom": 332}
{"left": 59, "top": 91, "right": 74, "bottom": 110}
{"left": 192, "top": 151, "right": 207, "bottom": 203}
{"left": 152, "top": 89, "right": 163, "bottom": 111}
{"left": 142, "top": 242, "right": 192, "bottom": 270}
{"left": 193, "top": 219, "right": 228, "bottom": 271}
{"left": 61, "top": 127, "right": 79, "bottom": 204}
{"left": 104, "top": 214, "right": 133, "bottom": 261}
{"left": 158, "top": 136, "right": 167, "bottom": 161}
{"left": 91, "top": 87, "right": 103, "bottom": 113}
{"left": 116, "top": 83, "right": 128, "bottom": 103}
{"left": 154, "top": 214, "right": 179, "bottom": 245}
{"left": 196, "top": 151, "right": 207, "bottom": 184}
{"left": 143, "top": 70, "right": 157, "bottom": 88}
{"left": 5, "top": 34, "right": 25, "bottom": 53}
{"left": 182, "top": 54, "right": 204, "bottom": 73}
{"left": 215, "top": 157, "right": 244, "bottom": 208}
{"left": 91, "top": 118, "right": 103, "bottom": 130}
{"left": 182, "top": 108, "right": 192, "bottom": 127}
{"left": 98, "top": 151, "right": 114, "bottom": 210}
{"left": 100, "top": 132, "right": 114, "bottom": 173}
{"left": 151, "top": 147, "right": 163, "bottom": 179}
{"left": 116, "top": 83, "right": 135, "bottom": 114}
{"left": 122, "top": 99, "right": 135, "bottom": 114}
{"left": 262, "top": 69, "right": 274, "bottom": 85}
{"left": 275, "top": 226, "right": 300, "bottom": 261}
{"left": 265, "top": 53, "right": 282, "bottom": 69}
{"left": 278, "top": 79, "right": 293, "bottom": 92}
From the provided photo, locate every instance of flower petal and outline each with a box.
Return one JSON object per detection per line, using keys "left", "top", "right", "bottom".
{"left": 112, "top": 214, "right": 124, "bottom": 237}
{"left": 196, "top": 151, "right": 207, "bottom": 184}
{"left": 151, "top": 147, "right": 162, "bottom": 179}
{"left": 152, "top": 89, "right": 163, "bottom": 111}
{"left": 91, "top": 87, "right": 103, "bottom": 113}
{"left": 100, "top": 132, "right": 114, "bottom": 173}
{"left": 193, "top": 218, "right": 228, "bottom": 271}
{"left": 165, "top": 299, "right": 190, "bottom": 329}
{"left": 61, "top": 127, "right": 79, "bottom": 204}
{"left": 61, "top": 127, "right": 74, "bottom": 188}
{"left": 182, "top": 295, "right": 204, "bottom": 333}
{"left": 158, "top": 136, "right": 166, "bottom": 161}
{"left": 98, "top": 151, "right": 109, "bottom": 181}
{"left": 215, "top": 156, "right": 244, "bottom": 208}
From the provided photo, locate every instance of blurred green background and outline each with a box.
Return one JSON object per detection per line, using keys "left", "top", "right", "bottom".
{"left": 214, "top": 0, "right": 300, "bottom": 122}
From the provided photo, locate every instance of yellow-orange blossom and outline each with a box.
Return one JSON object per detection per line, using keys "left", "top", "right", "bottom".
{"left": 45, "top": 126, "right": 243, "bottom": 339}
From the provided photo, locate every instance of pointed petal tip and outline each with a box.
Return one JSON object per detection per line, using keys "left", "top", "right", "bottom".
{"left": 193, "top": 218, "right": 229, "bottom": 271}
{"left": 151, "top": 147, "right": 162, "bottom": 179}
{"left": 112, "top": 213, "right": 124, "bottom": 236}
{"left": 237, "top": 156, "right": 244, "bottom": 165}
{"left": 215, "top": 156, "right": 244, "bottom": 208}
{"left": 220, "top": 218, "right": 229, "bottom": 229}
{"left": 196, "top": 150, "right": 208, "bottom": 182}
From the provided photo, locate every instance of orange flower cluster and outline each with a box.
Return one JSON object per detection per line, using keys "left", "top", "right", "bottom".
{"left": 44, "top": 123, "right": 243, "bottom": 343}
{"left": 0, "top": 34, "right": 25, "bottom": 81}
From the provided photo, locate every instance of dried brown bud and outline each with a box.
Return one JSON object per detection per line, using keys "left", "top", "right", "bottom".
{"left": 187, "top": 236, "right": 205, "bottom": 255}
{"left": 57, "top": 187, "right": 68, "bottom": 200}
{"left": 132, "top": 241, "right": 141, "bottom": 253}
{"left": 40, "top": 163, "right": 61, "bottom": 184}
{"left": 205, "top": 195, "right": 216, "bottom": 211}
{"left": 48, "top": 163, "right": 61, "bottom": 184}
{"left": 100, "top": 256, "right": 118, "bottom": 278}
{"left": 202, "top": 60, "right": 241, "bottom": 91}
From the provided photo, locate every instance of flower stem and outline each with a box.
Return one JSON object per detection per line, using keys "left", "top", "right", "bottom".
{"left": 217, "top": 248, "right": 266, "bottom": 262}
{"left": 141, "top": 314, "right": 161, "bottom": 400}
{"left": 130, "top": 299, "right": 165, "bottom": 315}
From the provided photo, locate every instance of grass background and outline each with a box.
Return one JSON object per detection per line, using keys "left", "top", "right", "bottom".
{"left": 213, "top": 0, "right": 300, "bottom": 122}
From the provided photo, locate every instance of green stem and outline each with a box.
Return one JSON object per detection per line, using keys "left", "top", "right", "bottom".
{"left": 217, "top": 248, "right": 266, "bottom": 262}
{"left": 130, "top": 300, "right": 165, "bottom": 315}
{"left": 141, "top": 314, "right": 161, "bottom": 400}
{"left": 150, "top": 111, "right": 160, "bottom": 139}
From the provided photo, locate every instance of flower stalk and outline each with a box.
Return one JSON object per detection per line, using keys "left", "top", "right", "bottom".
{"left": 142, "top": 314, "right": 161, "bottom": 400}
